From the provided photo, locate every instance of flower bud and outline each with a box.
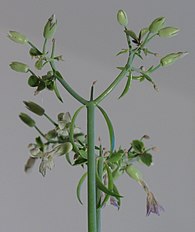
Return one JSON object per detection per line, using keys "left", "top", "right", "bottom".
{"left": 149, "top": 17, "right": 165, "bottom": 33}
{"left": 19, "top": 113, "right": 36, "bottom": 127}
{"left": 10, "top": 61, "right": 29, "bottom": 73}
{"left": 125, "top": 164, "right": 143, "bottom": 182}
{"left": 158, "top": 27, "right": 179, "bottom": 37}
{"left": 43, "top": 14, "right": 57, "bottom": 39}
{"left": 160, "top": 52, "right": 188, "bottom": 67}
{"left": 29, "top": 48, "right": 42, "bottom": 57}
{"left": 23, "top": 101, "right": 45, "bottom": 116}
{"left": 45, "top": 129, "right": 58, "bottom": 140}
{"left": 28, "top": 75, "right": 39, "bottom": 87}
{"left": 55, "top": 142, "right": 73, "bottom": 156}
{"left": 117, "top": 10, "right": 128, "bottom": 26}
{"left": 8, "top": 31, "right": 28, "bottom": 44}
{"left": 35, "top": 58, "right": 43, "bottom": 70}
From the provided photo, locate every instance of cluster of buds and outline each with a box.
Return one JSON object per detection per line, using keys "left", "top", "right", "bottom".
{"left": 116, "top": 10, "right": 187, "bottom": 95}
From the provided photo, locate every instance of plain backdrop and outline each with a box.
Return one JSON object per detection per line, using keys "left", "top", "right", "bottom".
{"left": 0, "top": 0, "right": 195, "bottom": 232}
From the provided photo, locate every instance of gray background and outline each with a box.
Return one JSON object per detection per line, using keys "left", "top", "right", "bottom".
{"left": 0, "top": 0, "right": 195, "bottom": 231}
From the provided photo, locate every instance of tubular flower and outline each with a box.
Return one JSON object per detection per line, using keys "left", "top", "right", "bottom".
{"left": 146, "top": 191, "right": 164, "bottom": 216}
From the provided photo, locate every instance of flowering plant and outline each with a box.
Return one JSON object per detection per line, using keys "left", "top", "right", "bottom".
{"left": 9, "top": 10, "right": 186, "bottom": 232}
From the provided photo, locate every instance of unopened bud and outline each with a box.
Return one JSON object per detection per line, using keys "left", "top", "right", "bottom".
{"left": 43, "top": 14, "right": 57, "bottom": 39}
{"left": 28, "top": 75, "right": 39, "bottom": 87}
{"left": 158, "top": 27, "right": 179, "bottom": 38}
{"left": 10, "top": 61, "right": 29, "bottom": 73}
{"left": 8, "top": 31, "right": 28, "bottom": 44}
{"left": 149, "top": 17, "right": 165, "bottom": 33}
{"left": 55, "top": 142, "right": 73, "bottom": 156}
{"left": 29, "top": 48, "right": 42, "bottom": 57}
{"left": 117, "top": 10, "right": 128, "bottom": 27}
{"left": 23, "top": 101, "right": 45, "bottom": 116}
{"left": 19, "top": 113, "right": 36, "bottom": 127}
{"left": 160, "top": 52, "right": 188, "bottom": 66}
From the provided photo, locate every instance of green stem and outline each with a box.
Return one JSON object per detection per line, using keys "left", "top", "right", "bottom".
{"left": 87, "top": 101, "right": 97, "bottom": 232}
{"left": 50, "top": 61, "right": 88, "bottom": 105}
{"left": 28, "top": 41, "right": 42, "bottom": 54}
{"left": 96, "top": 151, "right": 104, "bottom": 232}
{"left": 34, "top": 125, "right": 46, "bottom": 139}
{"left": 94, "top": 54, "right": 134, "bottom": 104}
{"left": 42, "top": 38, "right": 48, "bottom": 54}
{"left": 43, "top": 113, "right": 58, "bottom": 127}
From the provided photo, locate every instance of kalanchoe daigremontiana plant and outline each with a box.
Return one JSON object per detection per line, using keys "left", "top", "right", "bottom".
{"left": 9, "top": 9, "right": 187, "bottom": 232}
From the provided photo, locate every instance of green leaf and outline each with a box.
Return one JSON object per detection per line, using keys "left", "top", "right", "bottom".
{"left": 97, "top": 106, "right": 115, "bottom": 153}
{"left": 118, "top": 72, "right": 132, "bottom": 99}
{"left": 139, "top": 27, "right": 149, "bottom": 40}
{"left": 125, "top": 29, "right": 139, "bottom": 42}
{"left": 140, "top": 152, "right": 152, "bottom": 166}
{"left": 101, "top": 163, "right": 114, "bottom": 207}
{"left": 139, "top": 71, "right": 157, "bottom": 91}
{"left": 116, "top": 49, "right": 128, "bottom": 56}
{"left": 108, "top": 151, "right": 124, "bottom": 163}
{"left": 131, "top": 140, "right": 145, "bottom": 153}
{"left": 76, "top": 172, "right": 87, "bottom": 205}
{"left": 70, "top": 106, "right": 85, "bottom": 157}
{"left": 65, "top": 153, "right": 73, "bottom": 166}
{"left": 73, "top": 157, "right": 87, "bottom": 166}
{"left": 113, "top": 184, "right": 121, "bottom": 209}
{"left": 96, "top": 157, "right": 104, "bottom": 207}
{"left": 53, "top": 80, "right": 63, "bottom": 102}
{"left": 96, "top": 173, "right": 122, "bottom": 198}
{"left": 79, "top": 150, "right": 87, "bottom": 159}
{"left": 116, "top": 66, "right": 125, "bottom": 71}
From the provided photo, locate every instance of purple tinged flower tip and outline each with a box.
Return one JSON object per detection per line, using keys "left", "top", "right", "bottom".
{"left": 146, "top": 191, "right": 164, "bottom": 216}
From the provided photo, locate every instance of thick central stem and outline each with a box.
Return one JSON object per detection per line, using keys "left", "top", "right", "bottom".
{"left": 87, "top": 102, "right": 97, "bottom": 232}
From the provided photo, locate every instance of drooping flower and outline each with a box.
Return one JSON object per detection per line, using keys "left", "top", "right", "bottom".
{"left": 146, "top": 191, "right": 164, "bottom": 216}
{"left": 39, "top": 153, "right": 55, "bottom": 177}
{"left": 139, "top": 180, "right": 164, "bottom": 216}
{"left": 110, "top": 197, "right": 120, "bottom": 210}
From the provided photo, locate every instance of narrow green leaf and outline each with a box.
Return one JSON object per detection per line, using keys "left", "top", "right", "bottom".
{"left": 116, "top": 66, "right": 125, "bottom": 71}
{"left": 76, "top": 172, "right": 87, "bottom": 205}
{"left": 113, "top": 184, "right": 121, "bottom": 209}
{"left": 73, "top": 157, "right": 87, "bottom": 166}
{"left": 65, "top": 153, "right": 73, "bottom": 166}
{"left": 70, "top": 106, "right": 85, "bottom": 157}
{"left": 118, "top": 72, "right": 132, "bottom": 99}
{"left": 125, "top": 29, "right": 139, "bottom": 42}
{"left": 97, "top": 106, "right": 115, "bottom": 153}
{"left": 96, "top": 156, "right": 104, "bottom": 208}
{"left": 53, "top": 80, "right": 63, "bottom": 102}
{"left": 101, "top": 163, "right": 114, "bottom": 207}
{"left": 139, "top": 71, "right": 157, "bottom": 90}
{"left": 96, "top": 173, "right": 122, "bottom": 198}
{"left": 70, "top": 106, "right": 84, "bottom": 155}
{"left": 116, "top": 49, "right": 128, "bottom": 56}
